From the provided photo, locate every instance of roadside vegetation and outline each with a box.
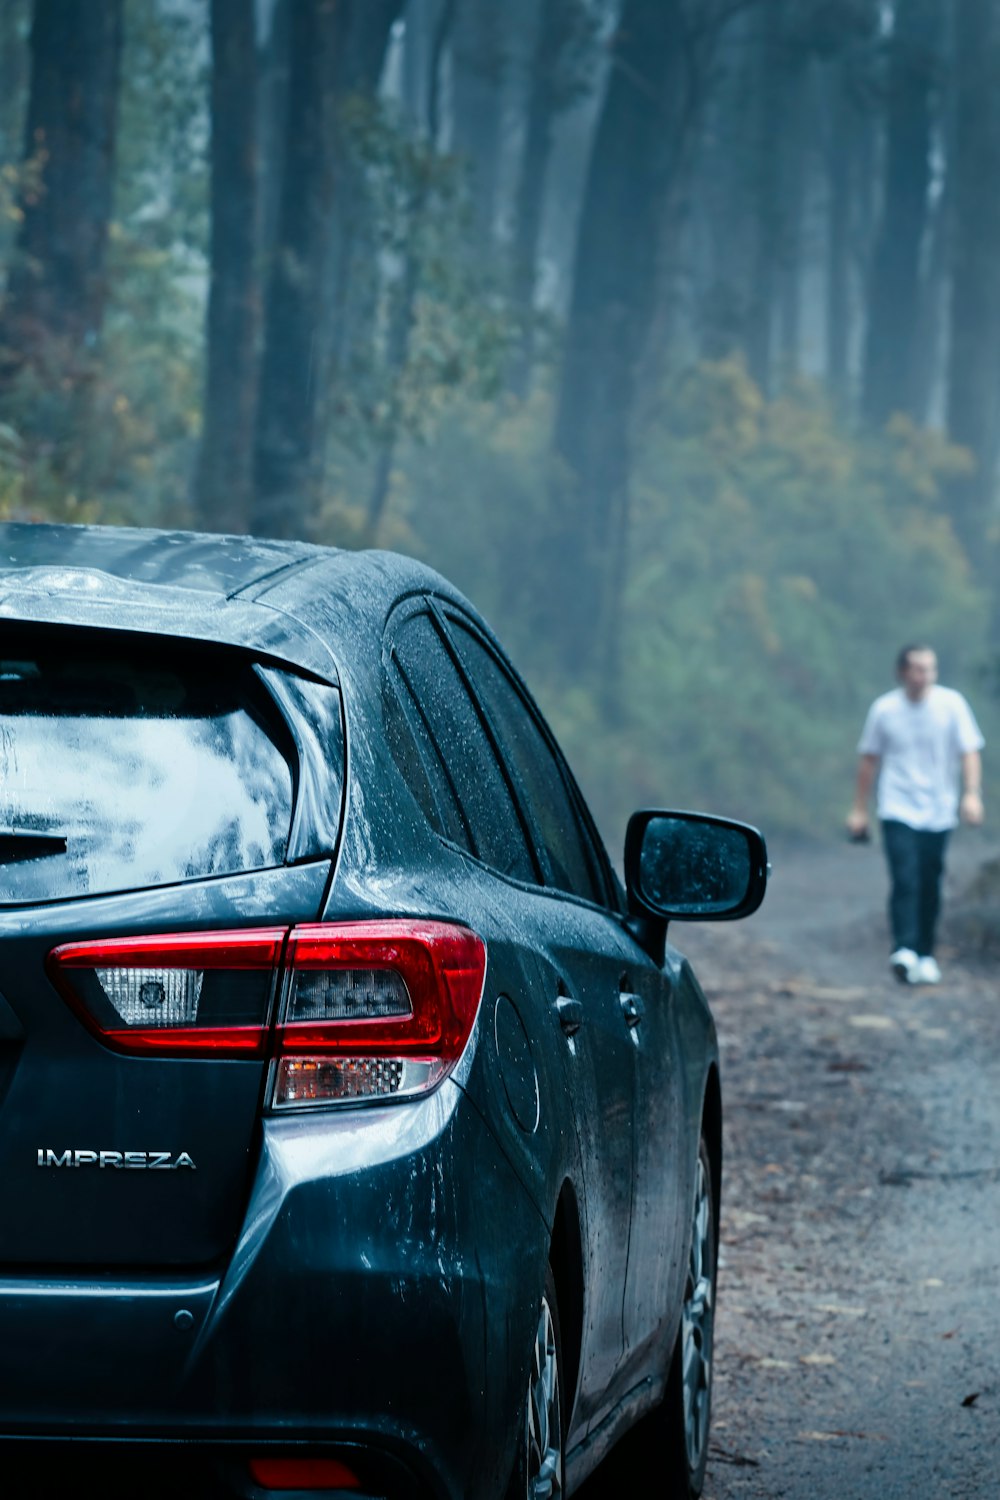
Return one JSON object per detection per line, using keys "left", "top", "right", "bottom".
{"left": 0, "top": 0, "right": 996, "bottom": 842}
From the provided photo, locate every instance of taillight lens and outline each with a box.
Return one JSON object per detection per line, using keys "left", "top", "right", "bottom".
{"left": 47, "top": 930, "right": 286, "bottom": 1056}
{"left": 273, "top": 921, "right": 486, "bottom": 1108}
{"left": 47, "top": 920, "right": 486, "bottom": 1107}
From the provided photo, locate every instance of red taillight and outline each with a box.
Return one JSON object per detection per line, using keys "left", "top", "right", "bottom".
{"left": 274, "top": 921, "right": 486, "bottom": 1107}
{"left": 248, "top": 1455, "right": 361, "bottom": 1489}
{"left": 47, "top": 920, "right": 486, "bottom": 1107}
{"left": 46, "top": 929, "right": 286, "bottom": 1057}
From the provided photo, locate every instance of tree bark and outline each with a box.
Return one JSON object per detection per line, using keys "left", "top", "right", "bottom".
{"left": 946, "top": 0, "right": 1000, "bottom": 564}
{"left": 695, "top": 10, "right": 758, "bottom": 362}
{"left": 776, "top": 58, "right": 813, "bottom": 379}
{"left": 258, "top": 0, "right": 291, "bottom": 278}
{"left": 0, "top": 0, "right": 123, "bottom": 376}
{"left": 366, "top": 0, "right": 456, "bottom": 539}
{"left": 745, "top": 5, "right": 786, "bottom": 395}
{"left": 0, "top": 0, "right": 31, "bottom": 170}
{"left": 195, "top": 0, "right": 259, "bottom": 534}
{"left": 547, "top": 0, "right": 686, "bottom": 676}
{"left": 450, "top": 0, "right": 507, "bottom": 253}
{"left": 507, "top": 0, "right": 592, "bottom": 396}
{"left": 251, "top": 0, "right": 402, "bottom": 539}
{"left": 824, "top": 56, "right": 855, "bottom": 402}
{"left": 861, "top": 0, "right": 941, "bottom": 428}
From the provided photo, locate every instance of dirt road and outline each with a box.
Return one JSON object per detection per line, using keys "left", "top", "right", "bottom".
{"left": 678, "top": 830, "right": 1000, "bottom": 1499}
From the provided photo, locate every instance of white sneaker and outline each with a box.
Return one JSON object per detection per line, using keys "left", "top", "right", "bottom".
{"left": 890, "top": 948, "right": 918, "bottom": 983}
{"left": 914, "top": 956, "right": 941, "bottom": 985}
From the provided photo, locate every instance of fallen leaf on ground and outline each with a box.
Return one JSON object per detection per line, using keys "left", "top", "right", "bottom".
{"left": 798, "top": 1430, "right": 888, "bottom": 1442}
{"left": 775, "top": 981, "right": 869, "bottom": 1002}
{"left": 709, "top": 1443, "right": 760, "bottom": 1467}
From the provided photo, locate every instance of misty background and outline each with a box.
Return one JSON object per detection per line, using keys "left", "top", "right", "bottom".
{"left": 0, "top": 0, "right": 996, "bottom": 846}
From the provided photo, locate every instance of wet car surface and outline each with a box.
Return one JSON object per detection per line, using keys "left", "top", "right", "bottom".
{"left": 0, "top": 522, "right": 766, "bottom": 1499}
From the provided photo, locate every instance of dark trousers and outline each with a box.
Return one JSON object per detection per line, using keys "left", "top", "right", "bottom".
{"left": 881, "top": 820, "right": 950, "bottom": 957}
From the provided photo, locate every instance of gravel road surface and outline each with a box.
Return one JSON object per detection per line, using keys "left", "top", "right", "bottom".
{"left": 680, "top": 830, "right": 1000, "bottom": 1500}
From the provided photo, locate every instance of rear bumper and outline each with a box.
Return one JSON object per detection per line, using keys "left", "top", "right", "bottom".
{"left": 0, "top": 1081, "right": 550, "bottom": 1500}
{"left": 0, "top": 1440, "right": 413, "bottom": 1500}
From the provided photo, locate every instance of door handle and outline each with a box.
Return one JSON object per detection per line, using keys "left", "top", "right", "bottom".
{"left": 555, "top": 996, "right": 584, "bottom": 1037}
{"left": 620, "top": 991, "right": 644, "bottom": 1028}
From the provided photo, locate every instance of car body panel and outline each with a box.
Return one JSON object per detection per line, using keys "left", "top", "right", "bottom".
{"left": 0, "top": 1081, "right": 547, "bottom": 1500}
{"left": 0, "top": 863, "right": 331, "bottom": 1266}
{"left": 0, "top": 521, "right": 754, "bottom": 1500}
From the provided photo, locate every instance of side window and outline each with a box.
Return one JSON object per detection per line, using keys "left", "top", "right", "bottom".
{"left": 382, "top": 668, "right": 472, "bottom": 850}
{"left": 390, "top": 612, "right": 537, "bottom": 883}
{"left": 448, "top": 622, "right": 610, "bottom": 906}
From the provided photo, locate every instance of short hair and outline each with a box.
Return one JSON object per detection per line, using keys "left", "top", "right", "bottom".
{"left": 896, "top": 643, "right": 936, "bottom": 674}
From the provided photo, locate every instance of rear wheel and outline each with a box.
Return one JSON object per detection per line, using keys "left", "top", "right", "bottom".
{"left": 669, "top": 1135, "right": 716, "bottom": 1493}
{"left": 599, "top": 1134, "right": 717, "bottom": 1497}
{"left": 507, "top": 1265, "right": 564, "bottom": 1500}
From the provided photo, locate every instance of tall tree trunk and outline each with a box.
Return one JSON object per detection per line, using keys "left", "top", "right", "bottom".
{"left": 506, "top": 0, "right": 564, "bottom": 395}
{"left": 946, "top": 0, "right": 1000, "bottom": 565}
{"left": 861, "top": 0, "right": 941, "bottom": 427}
{"left": 402, "top": 0, "right": 435, "bottom": 127}
{"left": 547, "top": 0, "right": 686, "bottom": 676}
{"left": 0, "top": 0, "right": 31, "bottom": 170}
{"left": 450, "top": 0, "right": 506, "bottom": 253}
{"left": 776, "top": 58, "right": 812, "bottom": 379}
{"left": 0, "top": 0, "right": 123, "bottom": 376}
{"left": 824, "top": 56, "right": 855, "bottom": 402}
{"left": 910, "top": 118, "right": 952, "bottom": 426}
{"left": 195, "top": 0, "right": 259, "bottom": 534}
{"left": 258, "top": 0, "right": 291, "bottom": 278}
{"left": 251, "top": 0, "right": 402, "bottom": 539}
{"left": 746, "top": 3, "right": 793, "bottom": 396}
{"left": 695, "top": 12, "right": 757, "bottom": 361}
{"left": 366, "top": 0, "right": 456, "bottom": 539}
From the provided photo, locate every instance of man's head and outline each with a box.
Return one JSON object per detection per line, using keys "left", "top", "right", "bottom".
{"left": 896, "top": 644, "right": 938, "bottom": 701}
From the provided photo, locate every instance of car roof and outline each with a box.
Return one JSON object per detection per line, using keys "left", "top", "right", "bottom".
{"left": 0, "top": 521, "right": 464, "bottom": 682}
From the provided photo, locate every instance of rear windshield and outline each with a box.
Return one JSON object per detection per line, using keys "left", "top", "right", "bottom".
{"left": 0, "top": 635, "right": 294, "bottom": 903}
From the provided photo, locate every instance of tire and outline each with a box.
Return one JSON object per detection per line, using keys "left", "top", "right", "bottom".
{"left": 600, "top": 1134, "right": 717, "bottom": 1498}
{"left": 506, "top": 1265, "right": 565, "bottom": 1500}
{"left": 663, "top": 1134, "right": 717, "bottom": 1497}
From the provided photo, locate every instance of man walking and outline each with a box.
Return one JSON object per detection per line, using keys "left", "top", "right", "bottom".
{"left": 847, "top": 645, "right": 984, "bottom": 984}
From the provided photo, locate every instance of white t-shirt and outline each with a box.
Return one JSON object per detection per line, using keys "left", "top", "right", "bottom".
{"left": 858, "top": 685, "right": 984, "bottom": 831}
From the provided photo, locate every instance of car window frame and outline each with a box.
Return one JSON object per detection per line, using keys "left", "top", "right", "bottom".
{"left": 431, "top": 601, "right": 623, "bottom": 915}
{"left": 382, "top": 599, "right": 543, "bottom": 886}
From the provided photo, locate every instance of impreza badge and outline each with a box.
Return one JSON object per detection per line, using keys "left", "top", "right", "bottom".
{"left": 36, "top": 1149, "right": 196, "bottom": 1169}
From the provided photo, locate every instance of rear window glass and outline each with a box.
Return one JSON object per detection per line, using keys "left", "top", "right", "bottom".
{"left": 0, "top": 638, "right": 293, "bottom": 903}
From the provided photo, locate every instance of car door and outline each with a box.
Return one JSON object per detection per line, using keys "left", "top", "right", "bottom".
{"left": 384, "top": 603, "right": 637, "bottom": 1431}
{"left": 440, "top": 615, "right": 685, "bottom": 1422}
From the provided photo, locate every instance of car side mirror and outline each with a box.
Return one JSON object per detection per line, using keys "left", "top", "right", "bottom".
{"left": 624, "top": 810, "right": 768, "bottom": 922}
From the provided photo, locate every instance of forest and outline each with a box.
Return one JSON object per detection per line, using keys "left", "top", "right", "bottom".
{"left": 0, "top": 0, "right": 996, "bottom": 842}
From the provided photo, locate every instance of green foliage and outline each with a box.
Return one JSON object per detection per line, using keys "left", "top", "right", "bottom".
{"left": 391, "top": 360, "right": 991, "bottom": 844}
{"left": 0, "top": 0, "right": 206, "bottom": 527}
{"left": 115, "top": 0, "right": 209, "bottom": 259}
{"left": 313, "top": 97, "right": 514, "bottom": 532}
{"left": 620, "top": 362, "right": 987, "bottom": 837}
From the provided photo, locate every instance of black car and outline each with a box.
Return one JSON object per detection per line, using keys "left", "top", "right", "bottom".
{"left": 0, "top": 522, "right": 766, "bottom": 1500}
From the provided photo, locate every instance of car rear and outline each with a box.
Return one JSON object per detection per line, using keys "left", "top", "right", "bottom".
{"left": 0, "top": 607, "right": 542, "bottom": 1500}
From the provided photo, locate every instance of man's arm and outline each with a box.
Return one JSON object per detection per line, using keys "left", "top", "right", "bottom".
{"left": 847, "top": 753, "right": 880, "bottom": 839}
{"left": 960, "top": 750, "right": 984, "bottom": 825}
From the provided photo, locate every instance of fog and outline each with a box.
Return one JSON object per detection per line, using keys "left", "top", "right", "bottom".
{"left": 0, "top": 0, "right": 995, "bottom": 842}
